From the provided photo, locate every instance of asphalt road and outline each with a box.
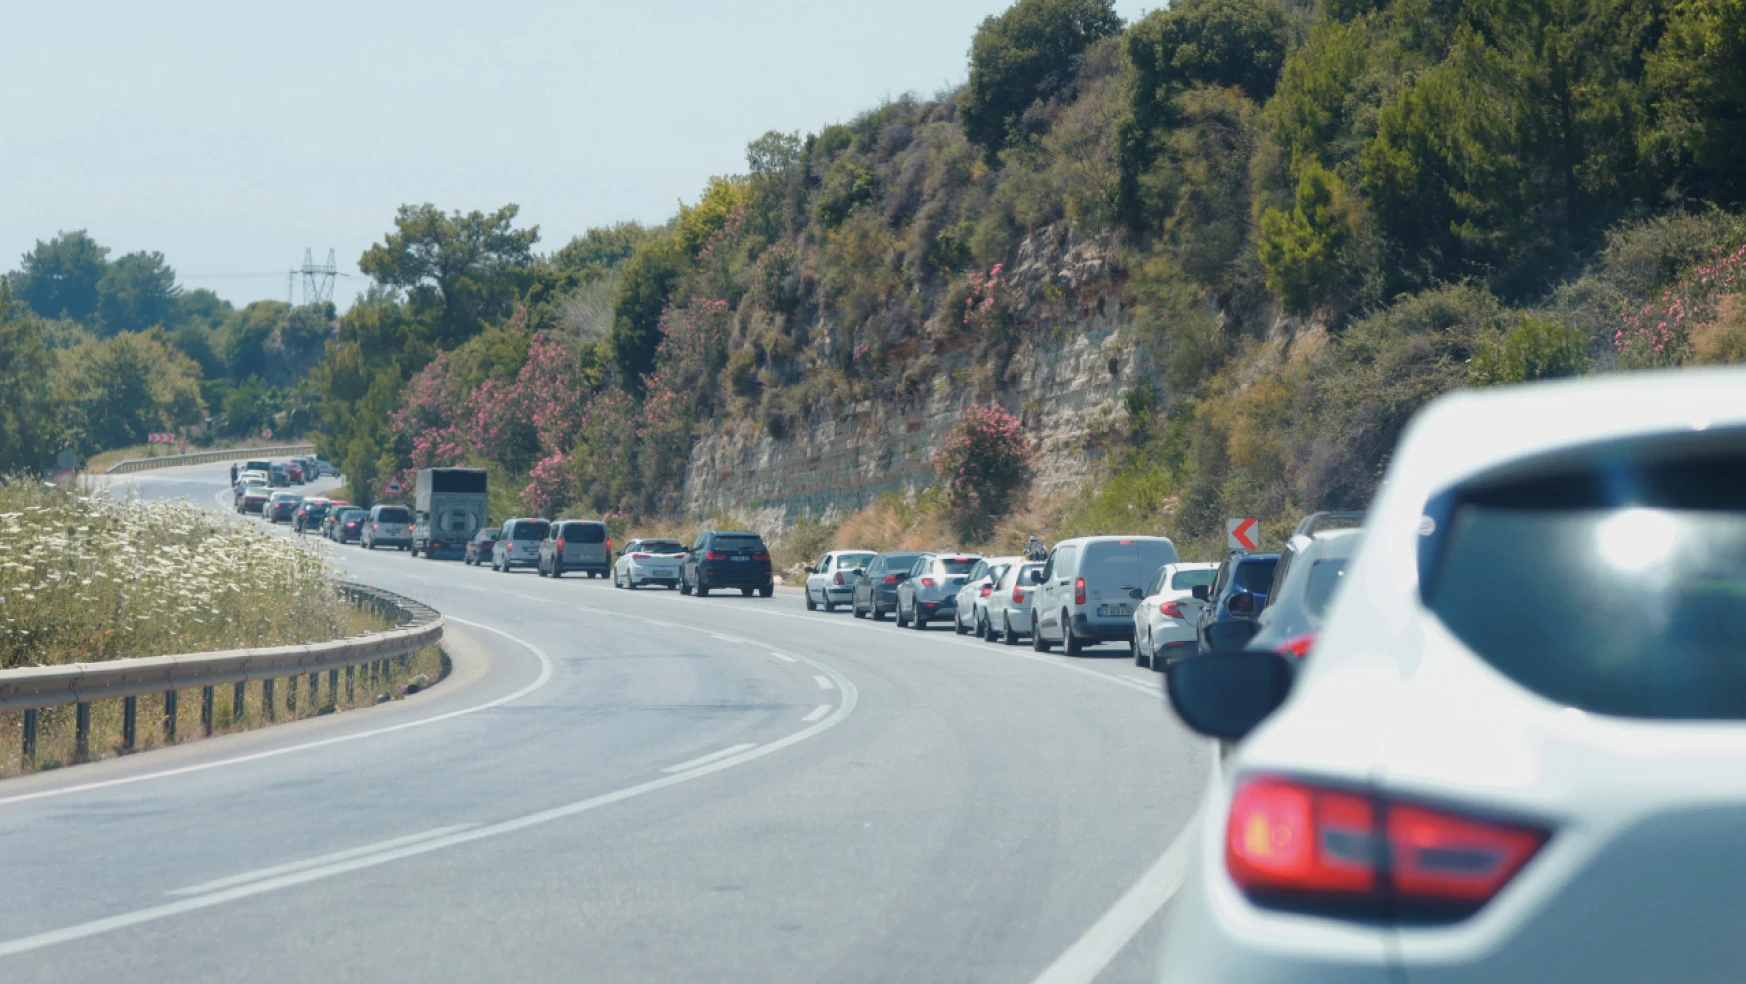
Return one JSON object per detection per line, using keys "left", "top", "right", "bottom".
{"left": 0, "top": 462, "right": 1211, "bottom": 983}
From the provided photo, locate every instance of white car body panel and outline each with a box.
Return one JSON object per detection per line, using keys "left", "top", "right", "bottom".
{"left": 613, "top": 539, "right": 686, "bottom": 586}
{"left": 1133, "top": 562, "right": 1217, "bottom": 663}
{"left": 954, "top": 556, "right": 1020, "bottom": 632}
{"left": 805, "top": 549, "right": 876, "bottom": 608}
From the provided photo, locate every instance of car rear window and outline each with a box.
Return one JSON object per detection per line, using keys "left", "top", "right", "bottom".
{"left": 340, "top": 510, "right": 366, "bottom": 521}
{"left": 513, "top": 521, "right": 549, "bottom": 540}
{"left": 480, "top": 528, "right": 499, "bottom": 539}
{"left": 939, "top": 558, "right": 979, "bottom": 575}
{"left": 1083, "top": 539, "right": 1179, "bottom": 586}
{"left": 637, "top": 540, "right": 683, "bottom": 553}
{"left": 561, "top": 522, "right": 605, "bottom": 543}
{"left": 1302, "top": 560, "right": 1350, "bottom": 616}
{"left": 881, "top": 552, "right": 925, "bottom": 569}
{"left": 836, "top": 552, "right": 875, "bottom": 569}
{"left": 1232, "top": 558, "right": 1278, "bottom": 593}
{"left": 1170, "top": 568, "right": 1216, "bottom": 590}
{"left": 713, "top": 534, "right": 766, "bottom": 551}
{"left": 1423, "top": 442, "right": 1746, "bottom": 720}
{"left": 375, "top": 507, "right": 410, "bottom": 523}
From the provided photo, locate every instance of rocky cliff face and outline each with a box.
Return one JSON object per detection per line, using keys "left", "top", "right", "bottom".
{"left": 682, "top": 224, "right": 1149, "bottom": 519}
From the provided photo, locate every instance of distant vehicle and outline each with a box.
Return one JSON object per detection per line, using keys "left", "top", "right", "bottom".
{"left": 1031, "top": 536, "right": 1180, "bottom": 655}
{"left": 238, "top": 469, "right": 270, "bottom": 488}
{"left": 236, "top": 483, "right": 272, "bottom": 515}
{"left": 851, "top": 551, "right": 926, "bottom": 620}
{"left": 613, "top": 538, "right": 686, "bottom": 589}
{"left": 953, "top": 555, "right": 1019, "bottom": 637}
{"left": 538, "top": 519, "right": 611, "bottom": 578}
{"left": 491, "top": 518, "right": 549, "bottom": 572}
{"left": 362, "top": 504, "right": 414, "bottom": 550}
{"left": 896, "top": 553, "right": 982, "bottom": 629}
{"left": 1157, "top": 372, "right": 1746, "bottom": 982}
{"left": 984, "top": 561, "right": 1046, "bottom": 645}
{"left": 330, "top": 507, "right": 367, "bottom": 544}
{"left": 680, "top": 530, "right": 774, "bottom": 597}
{"left": 265, "top": 491, "right": 302, "bottom": 524}
{"left": 1191, "top": 552, "right": 1280, "bottom": 654}
{"left": 804, "top": 549, "right": 876, "bottom": 611}
{"left": 412, "top": 467, "right": 487, "bottom": 558}
{"left": 463, "top": 527, "right": 500, "bottom": 566}
{"left": 1131, "top": 561, "right": 1219, "bottom": 670}
{"left": 1244, "top": 524, "right": 1362, "bottom": 661}
{"left": 284, "top": 461, "right": 304, "bottom": 484}
{"left": 268, "top": 464, "right": 290, "bottom": 487}
{"left": 292, "top": 498, "right": 331, "bottom": 534}
{"left": 242, "top": 459, "right": 271, "bottom": 476}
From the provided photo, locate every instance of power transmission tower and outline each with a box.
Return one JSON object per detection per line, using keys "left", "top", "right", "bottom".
{"left": 298, "top": 249, "right": 338, "bottom": 306}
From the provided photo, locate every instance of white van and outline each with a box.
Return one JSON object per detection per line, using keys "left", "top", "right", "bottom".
{"left": 1031, "top": 535, "right": 1180, "bottom": 655}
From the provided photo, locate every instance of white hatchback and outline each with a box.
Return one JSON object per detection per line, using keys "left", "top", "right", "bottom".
{"left": 953, "top": 555, "right": 1020, "bottom": 637}
{"left": 1131, "top": 561, "right": 1217, "bottom": 670}
{"left": 804, "top": 549, "right": 876, "bottom": 611}
{"left": 613, "top": 538, "right": 687, "bottom": 589}
{"left": 1159, "top": 369, "right": 1746, "bottom": 983}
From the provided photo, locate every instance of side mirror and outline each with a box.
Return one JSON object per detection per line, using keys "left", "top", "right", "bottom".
{"left": 1165, "top": 650, "right": 1294, "bottom": 741}
{"left": 1029, "top": 569, "right": 1046, "bottom": 585}
{"left": 804, "top": 566, "right": 817, "bottom": 574}
{"left": 1227, "top": 591, "right": 1257, "bottom": 616}
{"left": 1190, "top": 584, "right": 1211, "bottom": 602}
{"left": 895, "top": 571, "right": 911, "bottom": 581}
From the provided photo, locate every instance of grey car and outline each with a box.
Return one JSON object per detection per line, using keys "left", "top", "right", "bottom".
{"left": 362, "top": 504, "right": 414, "bottom": 550}
{"left": 896, "top": 553, "right": 982, "bottom": 629}
{"left": 491, "top": 518, "right": 550, "bottom": 572}
{"left": 851, "top": 551, "right": 927, "bottom": 620}
{"left": 538, "top": 519, "right": 611, "bottom": 578}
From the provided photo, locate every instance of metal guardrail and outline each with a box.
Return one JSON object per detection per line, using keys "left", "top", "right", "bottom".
{"left": 0, "top": 583, "right": 442, "bottom": 763}
{"left": 104, "top": 444, "right": 318, "bottom": 475}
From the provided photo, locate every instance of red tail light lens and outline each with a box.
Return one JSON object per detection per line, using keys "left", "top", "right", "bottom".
{"left": 884, "top": 574, "right": 899, "bottom": 584}
{"left": 633, "top": 552, "right": 651, "bottom": 559}
{"left": 1074, "top": 577, "right": 1086, "bottom": 605}
{"left": 1160, "top": 601, "right": 1185, "bottom": 619}
{"left": 833, "top": 572, "right": 844, "bottom": 585}
{"left": 1012, "top": 588, "right": 1026, "bottom": 604}
{"left": 979, "top": 585, "right": 992, "bottom": 597}
{"left": 752, "top": 550, "right": 771, "bottom": 561}
{"left": 372, "top": 523, "right": 379, "bottom": 530}
{"left": 557, "top": 539, "right": 565, "bottom": 549}
{"left": 606, "top": 538, "right": 612, "bottom": 551}
{"left": 1226, "top": 776, "right": 1547, "bottom": 920}
{"left": 920, "top": 577, "right": 936, "bottom": 588}
{"left": 706, "top": 551, "right": 727, "bottom": 561}
{"left": 1277, "top": 633, "right": 1317, "bottom": 658}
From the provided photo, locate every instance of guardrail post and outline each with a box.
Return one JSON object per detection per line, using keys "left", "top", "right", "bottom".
{"left": 264, "top": 678, "right": 276, "bottom": 720}
{"left": 74, "top": 703, "right": 91, "bottom": 762}
{"left": 163, "top": 690, "right": 178, "bottom": 742}
{"left": 234, "top": 680, "right": 246, "bottom": 724}
{"left": 308, "top": 672, "right": 319, "bottom": 703}
{"left": 123, "top": 696, "right": 137, "bottom": 750}
{"left": 287, "top": 675, "right": 297, "bottom": 712}
{"left": 346, "top": 664, "right": 355, "bottom": 702}
{"left": 202, "top": 686, "right": 214, "bottom": 736}
{"left": 21, "top": 709, "right": 36, "bottom": 764}
{"left": 328, "top": 669, "right": 339, "bottom": 705}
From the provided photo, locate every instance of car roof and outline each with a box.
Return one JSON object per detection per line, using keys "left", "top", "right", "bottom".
{"left": 1053, "top": 534, "right": 1176, "bottom": 547}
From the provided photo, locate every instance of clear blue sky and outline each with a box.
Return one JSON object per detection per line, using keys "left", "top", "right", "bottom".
{"left": 3, "top": 1, "right": 1153, "bottom": 310}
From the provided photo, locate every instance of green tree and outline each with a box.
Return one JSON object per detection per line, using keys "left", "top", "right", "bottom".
{"left": 1128, "top": 0, "right": 1288, "bottom": 111}
{"left": 95, "top": 251, "right": 181, "bottom": 337}
{"left": 13, "top": 230, "right": 109, "bottom": 324}
{"left": 1259, "top": 163, "right": 1359, "bottom": 314}
{"left": 56, "top": 328, "right": 206, "bottom": 451}
{"left": 1468, "top": 315, "right": 1590, "bottom": 385}
{"left": 0, "top": 286, "right": 64, "bottom": 472}
{"left": 961, "top": 0, "right": 1123, "bottom": 158}
{"left": 675, "top": 177, "right": 750, "bottom": 255}
{"left": 219, "top": 376, "right": 278, "bottom": 436}
{"left": 358, "top": 203, "right": 540, "bottom": 349}
{"left": 609, "top": 234, "right": 688, "bottom": 393}
{"left": 171, "top": 288, "right": 233, "bottom": 332}
{"left": 1648, "top": 0, "right": 1746, "bottom": 201}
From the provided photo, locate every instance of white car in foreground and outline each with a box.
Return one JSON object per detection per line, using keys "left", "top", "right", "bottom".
{"left": 804, "top": 549, "right": 876, "bottom": 611}
{"left": 1131, "top": 561, "right": 1217, "bottom": 669}
{"left": 1159, "top": 369, "right": 1746, "bottom": 982}
{"left": 612, "top": 538, "right": 686, "bottom": 589}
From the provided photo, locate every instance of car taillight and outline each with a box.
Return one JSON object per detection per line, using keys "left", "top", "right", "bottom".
{"left": 979, "top": 585, "right": 992, "bottom": 597}
{"left": 1012, "top": 588, "right": 1026, "bottom": 604}
{"left": 605, "top": 538, "right": 612, "bottom": 551}
{"left": 633, "top": 552, "right": 651, "bottom": 559}
{"left": 884, "top": 574, "right": 899, "bottom": 584}
{"left": 372, "top": 523, "right": 379, "bottom": 530}
{"left": 557, "top": 538, "right": 565, "bottom": 549}
{"left": 1074, "top": 577, "right": 1086, "bottom": 605}
{"left": 706, "top": 551, "right": 726, "bottom": 561}
{"left": 1277, "top": 633, "right": 1317, "bottom": 658}
{"left": 507, "top": 544, "right": 514, "bottom": 552}
{"left": 921, "top": 577, "right": 936, "bottom": 588}
{"left": 752, "top": 550, "right": 770, "bottom": 561}
{"left": 833, "top": 571, "right": 844, "bottom": 585}
{"left": 1160, "top": 601, "right": 1185, "bottom": 619}
{"left": 1226, "top": 776, "right": 1546, "bottom": 920}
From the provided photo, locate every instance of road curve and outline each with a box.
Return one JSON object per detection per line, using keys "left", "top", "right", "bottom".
{"left": 0, "top": 462, "right": 1210, "bottom": 983}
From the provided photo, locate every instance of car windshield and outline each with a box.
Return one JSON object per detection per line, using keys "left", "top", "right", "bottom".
{"left": 881, "top": 552, "right": 925, "bottom": 570}
{"left": 561, "top": 522, "right": 605, "bottom": 543}
{"left": 640, "top": 540, "right": 684, "bottom": 553}
{"left": 514, "top": 522, "right": 549, "bottom": 540}
{"left": 1170, "top": 568, "right": 1216, "bottom": 591}
{"left": 1232, "top": 559, "right": 1278, "bottom": 593}
{"left": 376, "top": 507, "right": 411, "bottom": 524}
{"left": 835, "top": 552, "right": 875, "bottom": 569}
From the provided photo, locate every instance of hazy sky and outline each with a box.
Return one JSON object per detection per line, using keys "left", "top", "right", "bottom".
{"left": 4, "top": 1, "right": 1153, "bottom": 310}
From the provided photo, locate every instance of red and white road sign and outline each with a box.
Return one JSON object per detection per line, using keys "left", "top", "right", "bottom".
{"left": 147, "top": 432, "right": 174, "bottom": 444}
{"left": 1226, "top": 517, "right": 1260, "bottom": 551}
{"left": 384, "top": 477, "right": 404, "bottom": 495}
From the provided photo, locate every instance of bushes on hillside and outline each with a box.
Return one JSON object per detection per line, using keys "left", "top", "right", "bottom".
{"left": 935, "top": 404, "right": 1031, "bottom": 537}
{"left": 962, "top": 0, "right": 1123, "bottom": 158}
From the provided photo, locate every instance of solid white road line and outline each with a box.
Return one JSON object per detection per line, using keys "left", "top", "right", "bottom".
{"left": 0, "top": 651, "right": 859, "bottom": 960}
{"left": 802, "top": 704, "right": 830, "bottom": 723}
{"left": 1027, "top": 809, "right": 1203, "bottom": 984}
{"left": 710, "top": 633, "right": 744, "bottom": 644}
{"left": 0, "top": 618, "right": 555, "bottom": 808}
{"left": 769, "top": 652, "right": 797, "bottom": 663}
{"left": 659, "top": 743, "right": 759, "bottom": 774}
{"left": 813, "top": 675, "right": 835, "bottom": 691}
{"left": 168, "top": 825, "right": 478, "bottom": 896}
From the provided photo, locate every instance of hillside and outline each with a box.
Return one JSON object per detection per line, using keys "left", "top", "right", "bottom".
{"left": 310, "top": 0, "right": 1746, "bottom": 556}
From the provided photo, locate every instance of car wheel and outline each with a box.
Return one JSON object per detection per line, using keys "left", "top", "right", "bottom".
{"left": 1132, "top": 634, "right": 1150, "bottom": 669}
{"left": 977, "top": 612, "right": 990, "bottom": 640}
{"left": 759, "top": 584, "right": 773, "bottom": 598}
{"left": 366, "top": 540, "right": 374, "bottom": 550}
{"left": 1063, "top": 614, "right": 1083, "bottom": 656}
{"left": 853, "top": 599, "right": 866, "bottom": 618}
{"left": 537, "top": 563, "right": 548, "bottom": 578}
{"left": 741, "top": 586, "right": 753, "bottom": 597}
{"left": 822, "top": 599, "right": 834, "bottom": 613}
{"left": 896, "top": 604, "right": 909, "bottom": 627}
{"left": 873, "top": 604, "right": 886, "bottom": 621}
{"left": 627, "top": 577, "right": 639, "bottom": 590}
{"left": 806, "top": 589, "right": 817, "bottom": 611}
{"left": 696, "top": 582, "right": 709, "bottom": 597}
{"left": 1002, "top": 618, "right": 1019, "bottom": 646}
{"left": 911, "top": 609, "right": 926, "bottom": 630}
{"left": 954, "top": 611, "right": 969, "bottom": 635}
{"left": 1032, "top": 619, "right": 1052, "bottom": 652}
{"left": 552, "top": 562, "right": 563, "bottom": 578}
{"left": 680, "top": 576, "right": 692, "bottom": 595}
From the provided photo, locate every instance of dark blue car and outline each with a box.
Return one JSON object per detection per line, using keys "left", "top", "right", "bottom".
{"left": 1193, "top": 553, "right": 1280, "bottom": 654}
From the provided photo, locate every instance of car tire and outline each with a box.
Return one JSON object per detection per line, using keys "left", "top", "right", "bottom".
{"left": 1002, "top": 619, "right": 1019, "bottom": 646}
{"left": 853, "top": 599, "right": 865, "bottom": 618}
{"left": 696, "top": 582, "right": 709, "bottom": 597}
{"left": 954, "top": 612, "right": 969, "bottom": 635}
{"left": 911, "top": 610, "right": 926, "bottom": 630}
{"left": 760, "top": 584, "right": 773, "bottom": 598}
{"left": 823, "top": 599, "right": 834, "bottom": 613}
{"left": 741, "top": 587, "right": 753, "bottom": 597}
{"left": 1133, "top": 635, "right": 1150, "bottom": 669}
{"left": 680, "top": 577, "right": 692, "bottom": 595}
{"left": 628, "top": 578, "right": 639, "bottom": 590}
{"left": 1063, "top": 614, "right": 1084, "bottom": 656}
{"left": 873, "top": 604, "right": 886, "bottom": 621}
{"left": 537, "top": 563, "right": 548, "bottom": 578}
{"left": 552, "top": 562, "right": 563, "bottom": 578}
{"left": 806, "top": 590, "right": 817, "bottom": 611}
{"left": 1032, "top": 620, "right": 1052, "bottom": 652}
{"left": 896, "top": 605, "right": 909, "bottom": 627}
{"left": 977, "top": 612, "right": 990, "bottom": 640}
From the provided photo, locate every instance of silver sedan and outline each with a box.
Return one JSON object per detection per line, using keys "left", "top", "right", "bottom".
{"left": 983, "top": 561, "right": 1045, "bottom": 645}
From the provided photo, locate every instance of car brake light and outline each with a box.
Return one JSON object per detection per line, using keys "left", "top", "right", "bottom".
{"left": 1226, "top": 776, "right": 1546, "bottom": 919}
{"left": 706, "top": 551, "right": 727, "bottom": 561}
{"left": 1074, "top": 577, "right": 1086, "bottom": 605}
{"left": 1160, "top": 601, "right": 1185, "bottom": 619}
{"left": 633, "top": 552, "right": 651, "bottom": 559}
{"left": 1118, "top": 539, "right": 1133, "bottom": 544}
{"left": 372, "top": 523, "right": 378, "bottom": 530}
{"left": 884, "top": 574, "right": 899, "bottom": 584}
{"left": 1012, "top": 588, "right": 1026, "bottom": 603}
{"left": 833, "top": 571, "right": 844, "bottom": 585}
{"left": 752, "top": 550, "right": 771, "bottom": 561}
{"left": 921, "top": 577, "right": 936, "bottom": 588}
{"left": 1277, "top": 633, "right": 1317, "bottom": 658}
{"left": 979, "top": 585, "right": 992, "bottom": 597}
{"left": 606, "top": 537, "right": 612, "bottom": 551}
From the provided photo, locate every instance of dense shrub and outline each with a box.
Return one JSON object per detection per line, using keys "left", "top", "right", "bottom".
{"left": 934, "top": 404, "right": 1031, "bottom": 536}
{"left": 962, "top": 0, "right": 1123, "bottom": 158}
{"left": 1469, "top": 316, "right": 1591, "bottom": 386}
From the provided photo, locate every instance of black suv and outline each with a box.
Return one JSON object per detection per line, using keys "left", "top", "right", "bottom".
{"left": 681, "top": 530, "right": 773, "bottom": 597}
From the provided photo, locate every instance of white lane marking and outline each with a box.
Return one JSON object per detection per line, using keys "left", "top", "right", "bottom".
{"left": 813, "top": 675, "right": 835, "bottom": 691}
{"left": 404, "top": 574, "right": 431, "bottom": 581}
{"left": 802, "top": 704, "right": 830, "bottom": 723}
{"left": 0, "top": 650, "right": 858, "bottom": 959}
{"left": 710, "top": 633, "right": 744, "bottom": 644}
{"left": 167, "top": 825, "right": 477, "bottom": 896}
{"left": 0, "top": 618, "right": 554, "bottom": 808}
{"left": 1027, "top": 809, "right": 1202, "bottom": 984}
{"left": 659, "top": 743, "right": 758, "bottom": 774}
{"left": 770, "top": 652, "right": 797, "bottom": 663}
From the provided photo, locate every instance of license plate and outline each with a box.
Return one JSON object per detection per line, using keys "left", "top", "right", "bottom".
{"left": 731, "top": 556, "right": 748, "bottom": 562}
{"left": 1097, "top": 605, "right": 1132, "bottom": 617}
